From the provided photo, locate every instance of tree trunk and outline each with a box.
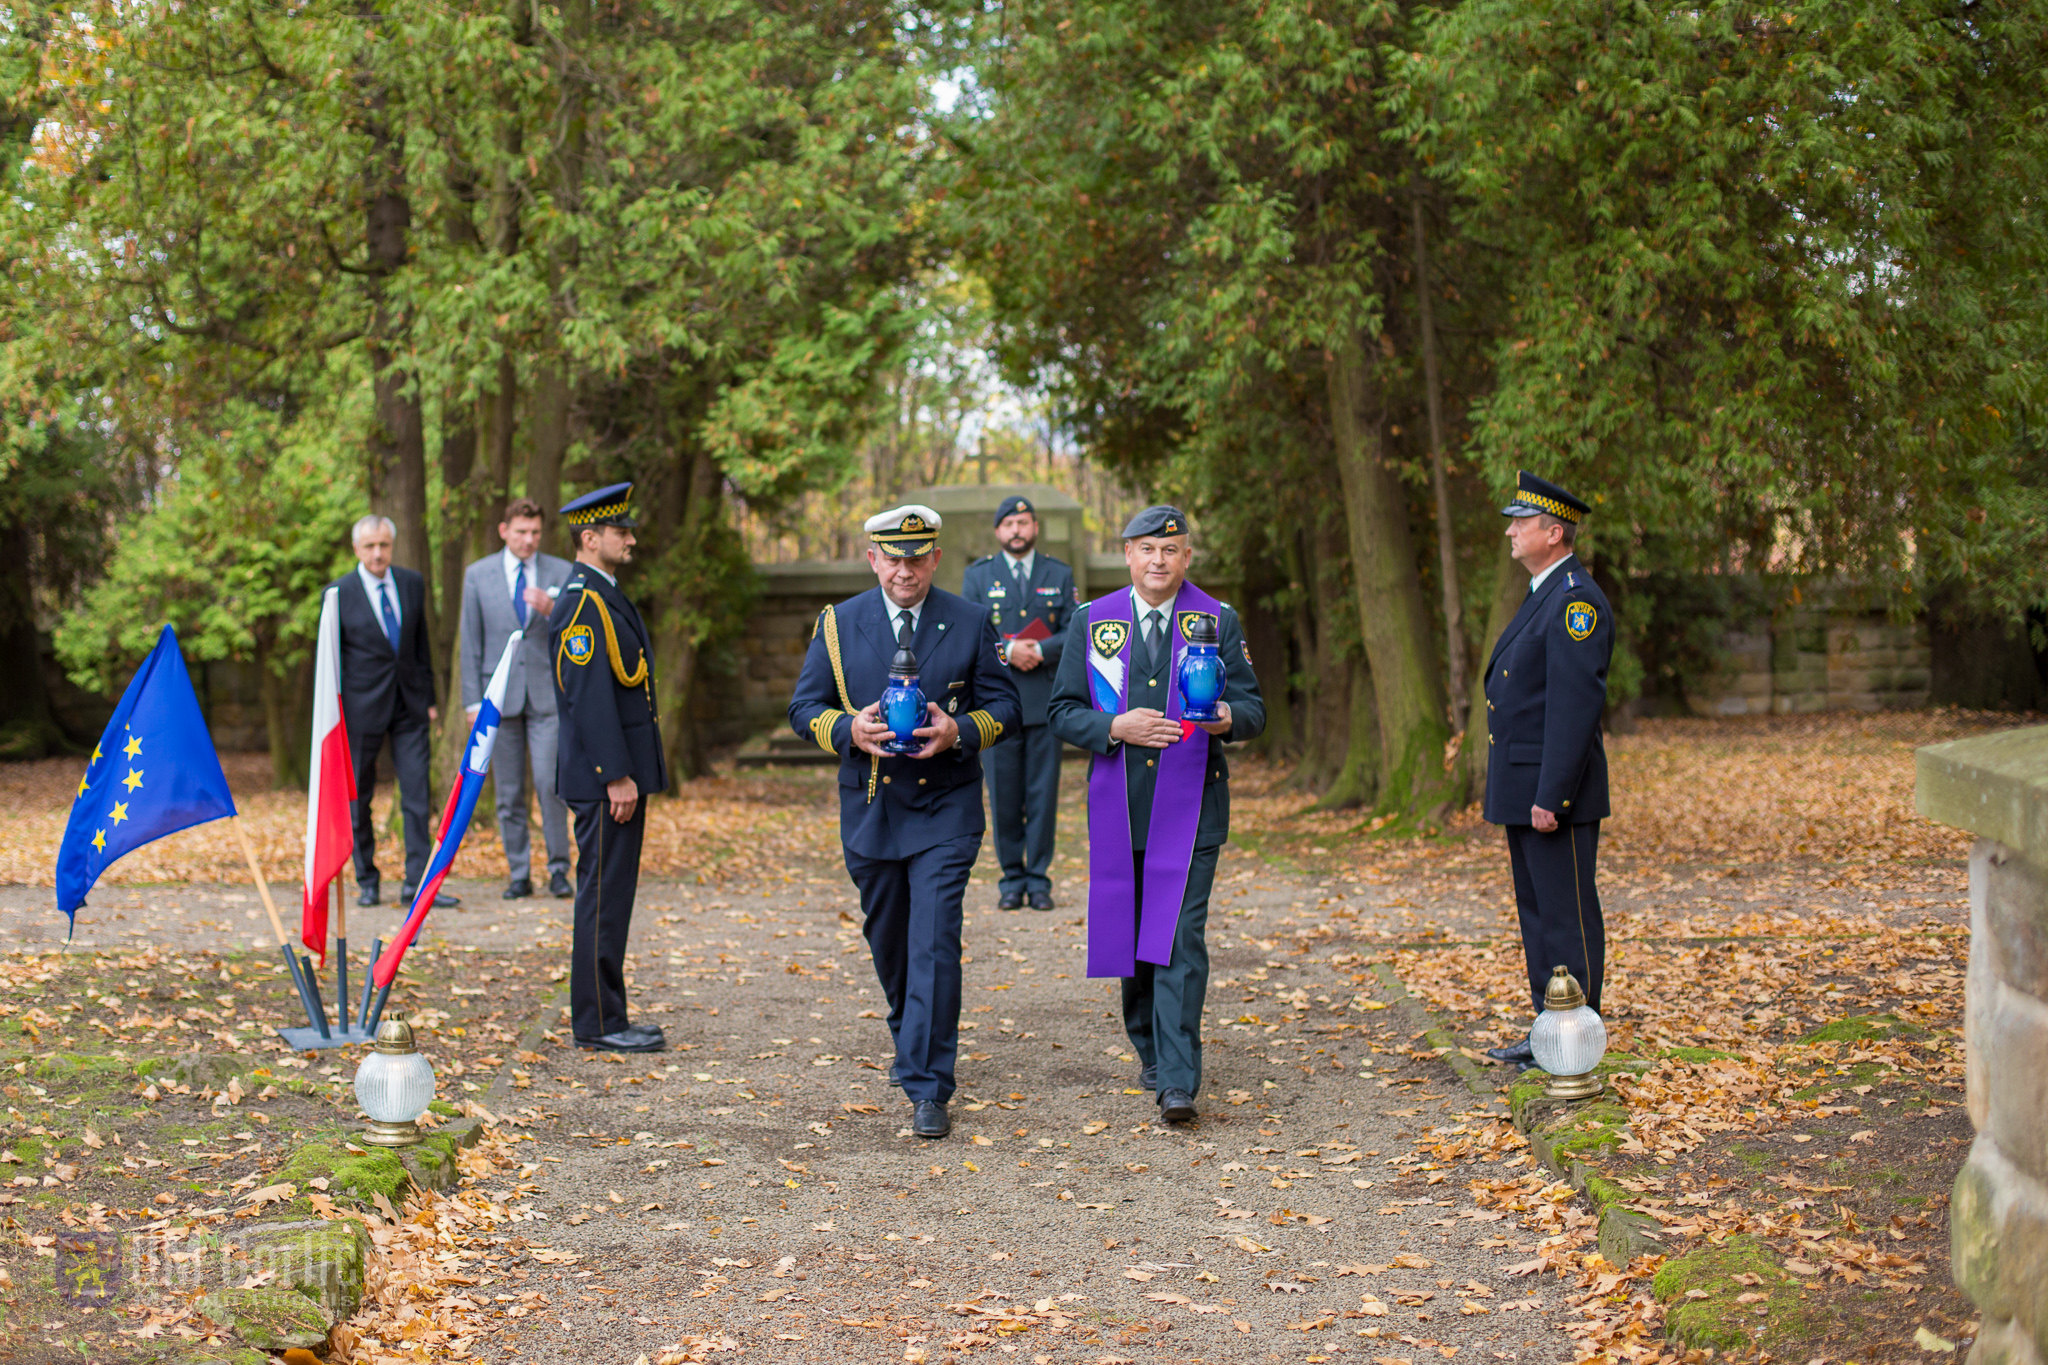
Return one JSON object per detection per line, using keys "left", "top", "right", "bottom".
{"left": 259, "top": 648, "right": 315, "bottom": 789}
{"left": 652, "top": 441, "right": 723, "bottom": 781}
{"left": 1326, "top": 332, "right": 1460, "bottom": 818}
{"left": 362, "top": 127, "right": 431, "bottom": 600}
{"left": 1464, "top": 543, "right": 1529, "bottom": 796}
{"left": 527, "top": 0, "right": 588, "bottom": 550}
{"left": 474, "top": 353, "right": 518, "bottom": 558}
{"left": 1412, "top": 196, "right": 1468, "bottom": 730}
{"left": 0, "top": 520, "right": 63, "bottom": 759}
{"left": 528, "top": 362, "right": 571, "bottom": 541}
{"left": 1237, "top": 528, "right": 1292, "bottom": 757}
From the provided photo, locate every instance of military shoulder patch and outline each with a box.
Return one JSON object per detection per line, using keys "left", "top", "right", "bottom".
{"left": 1091, "top": 619, "right": 1130, "bottom": 658}
{"left": 562, "top": 624, "right": 596, "bottom": 665}
{"left": 1564, "top": 601, "right": 1598, "bottom": 641}
{"left": 1243, "top": 640, "right": 1253, "bottom": 665}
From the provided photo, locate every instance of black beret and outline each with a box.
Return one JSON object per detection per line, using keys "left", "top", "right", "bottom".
{"left": 1121, "top": 505, "right": 1190, "bottom": 539}
{"left": 994, "top": 495, "right": 1036, "bottom": 526}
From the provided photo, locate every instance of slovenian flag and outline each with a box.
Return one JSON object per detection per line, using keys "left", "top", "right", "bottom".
{"left": 370, "top": 631, "right": 519, "bottom": 989}
{"left": 301, "top": 587, "right": 357, "bottom": 959}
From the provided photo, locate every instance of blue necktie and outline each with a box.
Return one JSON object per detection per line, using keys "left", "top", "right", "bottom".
{"left": 379, "top": 581, "right": 401, "bottom": 654}
{"left": 513, "top": 562, "right": 529, "bottom": 627}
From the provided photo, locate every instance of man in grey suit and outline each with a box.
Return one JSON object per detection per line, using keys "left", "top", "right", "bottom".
{"left": 460, "top": 497, "right": 576, "bottom": 900}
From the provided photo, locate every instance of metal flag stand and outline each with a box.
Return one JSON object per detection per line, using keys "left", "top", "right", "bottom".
{"left": 230, "top": 820, "right": 379, "bottom": 1050}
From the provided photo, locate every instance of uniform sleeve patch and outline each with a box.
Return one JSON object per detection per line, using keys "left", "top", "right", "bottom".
{"left": 563, "top": 624, "right": 596, "bottom": 664}
{"left": 1565, "top": 602, "right": 1598, "bottom": 641}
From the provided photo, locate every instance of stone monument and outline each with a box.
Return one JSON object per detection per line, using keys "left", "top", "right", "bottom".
{"left": 1917, "top": 724, "right": 2048, "bottom": 1365}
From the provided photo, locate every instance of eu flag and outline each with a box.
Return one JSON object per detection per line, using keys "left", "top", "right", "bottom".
{"left": 55, "top": 625, "right": 237, "bottom": 927}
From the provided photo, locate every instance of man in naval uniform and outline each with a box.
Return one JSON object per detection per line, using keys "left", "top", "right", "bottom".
{"left": 787, "top": 505, "right": 1021, "bottom": 1139}
{"left": 1479, "top": 471, "right": 1615, "bottom": 1068}
{"left": 551, "top": 482, "right": 669, "bottom": 1054}
{"left": 959, "top": 495, "right": 1077, "bottom": 910}
{"left": 1048, "top": 506, "right": 1263, "bottom": 1124}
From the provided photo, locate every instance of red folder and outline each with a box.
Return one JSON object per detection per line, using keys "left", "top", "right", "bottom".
{"left": 1006, "top": 616, "right": 1053, "bottom": 643}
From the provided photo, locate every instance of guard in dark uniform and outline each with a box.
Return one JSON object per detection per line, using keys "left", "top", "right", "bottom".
{"left": 551, "top": 482, "right": 670, "bottom": 1054}
{"left": 1048, "top": 506, "right": 1263, "bottom": 1123}
{"left": 788, "top": 504, "right": 1020, "bottom": 1139}
{"left": 959, "top": 495, "right": 1076, "bottom": 910}
{"left": 1480, "top": 471, "right": 1615, "bottom": 1067}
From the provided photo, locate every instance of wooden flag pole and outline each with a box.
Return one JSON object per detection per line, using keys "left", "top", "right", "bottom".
{"left": 231, "top": 816, "right": 289, "bottom": 949}
{"left": 232, "top": 815, "right": 329, "bottom": 1038}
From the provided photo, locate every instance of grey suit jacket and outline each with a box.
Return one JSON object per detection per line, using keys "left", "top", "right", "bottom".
{"left": 460, "top": 551, "right": 574, "bottom": 718}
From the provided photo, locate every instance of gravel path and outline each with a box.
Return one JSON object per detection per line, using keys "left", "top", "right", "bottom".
{"left": 478, "top": 848, "right": 1560, "bottom": 1365}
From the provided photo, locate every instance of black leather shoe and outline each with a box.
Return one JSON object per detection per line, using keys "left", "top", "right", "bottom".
{"left": 549, "top": 871, "right": 573, "bottom": 899}
{"left": 621, "top": 1021, "right": 665, "bottom": 1043}
{"left": 576, "top": 1030, "right": 665, "bottom": 1053}
{"left": 997, "top": 892, "right": 1025, "bottom": 911}
{"left": 1485, "top": 1036, "right": 1536, "bottom": 1066}
{"left": 1158, "top": 1088, "right": 1197, "bottom": 1123}
{"left": 503, "top": 878, "right": 533, "bottom": 900}
{"left": 888, "top": 1062, "right": 902, "bottom": 1088}
{"left": 912, "top": 1100, "right": 950, "bottom": 1139}
{"left": 1140, "top": 1064, "right": 1157, "bottom": 1092}
{"left": 356, "top": 884, "right": 379, "bottom": 908}
{"left": 1029, "top": 892, "right": 1055, "bottom": 911}
{"left": 398, "top": 885, "right": 460, "bottom": 909}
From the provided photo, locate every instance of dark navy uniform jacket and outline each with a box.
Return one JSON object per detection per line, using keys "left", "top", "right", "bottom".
{"left": 550, "top": 566, "right": 670, "bottom": 804}
{"left": 1481, "top": 554, "right": 1613, "bottom": 825}
{"left": 959, "top": 552, "right": 1076, "bottom": 727}
{"left": 788, "top": 586, "right": 1021, "bottom": 860}
{"left": 1048, "top": 596, "right": 1265, "bottom": 850}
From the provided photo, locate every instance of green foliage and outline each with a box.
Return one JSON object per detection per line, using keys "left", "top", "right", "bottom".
{"left": 54, "top": 402, "right": 358, "bottom": 691}
{"left": 1401, "top": 0, "right": 2048, "bottom": 614}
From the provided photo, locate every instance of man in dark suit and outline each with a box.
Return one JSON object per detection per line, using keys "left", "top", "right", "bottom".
{"left": 551, "top": 483, "right": 669, "bottom": 1054}
{"left": 788, "top": 504, "right": 1020, "bottom": 1139}
{"left": 960, "top": 495, "right": 1076, "bottom": 911}
{"left": 333, "top": 514, "right": 450, "bottom": 910}
{"left": 1048, "top": 506, "right": 1263, "bottom": 1124}
{"left": 1479, "top": 471, "right": 1615, "bottom": 1067}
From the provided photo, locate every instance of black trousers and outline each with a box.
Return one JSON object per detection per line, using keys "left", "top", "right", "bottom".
{"left": 349, "top": 723, "right": 431, "bottom": 892}
{"left": 569, "top": 798, "right": 645, "bottom": 1040}
{"left": 985, "top": 722, "right": 1062, "bottom": 897}
{"left": 1121, "top": 843, "right": 1221, "bottom": 1097}
{"left": 843, "top": 834, "right": 979, "bottom": 1105}
{"left": 1505, "top": 821, "right": 1604, "bottom": 1014}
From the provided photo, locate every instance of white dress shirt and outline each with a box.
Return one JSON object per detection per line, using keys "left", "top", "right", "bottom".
{"left": 1131, "top": 586, "right": 1176, "bottom": 656}
{"left": 1002, "top": 548, "right": 1037, "bottom": 583}
{"left": 1528, "top": 556, "right": 1569, "bottom": 596}
{"left": 357, "top": 563, "right": 400, "bottom": 627}
{"left": 502, "top": 546, "right": 536, "bottom": 600}
{"left": 886, "top": 595, "right": 926, "bottom": 637}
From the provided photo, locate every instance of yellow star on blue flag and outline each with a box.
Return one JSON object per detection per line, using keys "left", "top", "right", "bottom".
{"left": 55, "top": 625, "right": 236, "bottom": 932}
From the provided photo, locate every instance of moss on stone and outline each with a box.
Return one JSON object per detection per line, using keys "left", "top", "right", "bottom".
{"left": 1653, "top": 1235, "right": 1827, "bottom": 1354}
{"left": 238, "top": 1218, "right": 371, "bottom": 1319}
{"left": 1547, "top": 1101, "right": 1633, "bottom": 1161}
{"left": 275, "top": 1137, "right": 409, "bottom": 1209}
{"left": 1662, "top": 1046, "right": 1738, "bottom": 1063}
{"left": 198, "top": 1286, "right": 331, "bottom": 1350}
{"left": 1797, "top": 1013, "right": 1925, "bottom": 1045}
{"left": 427, "top": 1098, "right": 462, "bottom": 1117}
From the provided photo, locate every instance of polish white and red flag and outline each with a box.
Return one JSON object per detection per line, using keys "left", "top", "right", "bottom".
{"left": 301, "top": 585, "right": 356, "bottom": 959}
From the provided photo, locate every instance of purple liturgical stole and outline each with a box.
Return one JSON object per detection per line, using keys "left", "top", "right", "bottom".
{"left": 1085, "top": 580, "right": 1222, "bottom": 978}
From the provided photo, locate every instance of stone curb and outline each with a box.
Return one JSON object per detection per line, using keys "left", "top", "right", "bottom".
{"left": 1374, "top": 963, "right": 1674, "bottom": 1282}
{"left": 1367, "top": 962, "right": 1499, "bottom": 1104}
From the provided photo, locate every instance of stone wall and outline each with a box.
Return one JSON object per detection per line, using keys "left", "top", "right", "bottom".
{"left": 1916, "top": 725, "right": 2048, "bottom": 1365}
{"left": 1688, "top": 604, "right": 1931, "bottom": 716}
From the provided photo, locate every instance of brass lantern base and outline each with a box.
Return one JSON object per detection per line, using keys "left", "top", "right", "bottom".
{"left": 1544, "top": 1071, "right": 1605, "bottom": 1102}
{"left": 360, "top": 1117, "right": 423, "bottom": 1147}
